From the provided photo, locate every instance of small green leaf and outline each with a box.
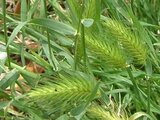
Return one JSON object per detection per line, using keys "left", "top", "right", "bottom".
{"left": 0, "top": 101, "right": 9, "bottom": 110}
{"left": 70, "top": 103, "right": 87, "bottom": 117}
{"left": 81, "top": 18, "right": 94, "bottom": 28}
{"left": 0, "top": 69, "right": 19, "bottom": 90}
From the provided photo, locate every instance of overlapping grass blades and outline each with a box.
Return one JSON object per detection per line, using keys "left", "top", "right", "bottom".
{"left": 27, "top": 73, "right": 99, "bottom": 115}
{"left": 86, "top": 35, "right": 127, "bottom": 68}
{"left": 104, "top": 19, "right": 147, "bottom": 65}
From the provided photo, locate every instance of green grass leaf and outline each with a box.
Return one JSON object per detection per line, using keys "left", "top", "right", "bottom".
{"left": 0, "top": 69, "right": 19, "bottom": 90}
{"left": 7, "top": 22, "right": 27, "bottom": 47}
{"left": 29, "top": 18, "right": 76, "bottom": 35}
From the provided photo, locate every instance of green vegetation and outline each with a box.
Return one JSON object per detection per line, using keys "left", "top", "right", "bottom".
{"left": 0, "top": 0, "right": 160, "bottom": 119}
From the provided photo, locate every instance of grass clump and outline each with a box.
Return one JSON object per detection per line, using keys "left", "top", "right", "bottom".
{"left": 0, "top": 0, "right": 160, "bottom": 120}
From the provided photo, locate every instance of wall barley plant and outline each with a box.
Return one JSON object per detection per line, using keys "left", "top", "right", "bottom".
{"left": 86, "top": 35, "right": 127, "bottom": 68}
{"left": 86, "top": 103, "right": 126, "bottom": 120}
{"left": 27, "top": 73, "right": 99, "bottom": 116}
{"left": 104, "top": 19, "right": 147, "bottom": 65}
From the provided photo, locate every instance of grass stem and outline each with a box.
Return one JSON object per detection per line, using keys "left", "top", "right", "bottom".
{"left": 147, "top": 77, "right": 151, "bottom": 115}
{"left": 2, "top": 0, "right": 11, "bottom": 69}
{"left": 126, "top": 67, "right": 141, "bottom": 110}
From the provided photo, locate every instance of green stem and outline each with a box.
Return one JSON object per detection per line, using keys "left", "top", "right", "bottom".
{"left": 20, "top": 0, "right": 28, "bottom": 66}
{"left": 3, "top": 0, "right": 11, "bottom": 69}
{"left": 147, "top": 77, "right": 151, "bottom": 115}
{"left": 131, "top": 0, "right": 135, "bottom": 14}
{"left": 126, "top": 67, "right": 142, "bottom": 111}
{"left": 74, "top": 0, "right": 85, "bottom": 70}
{"left": 20, "top": 30, "right": 26, "bottom": 66}
{"left": 81, "top": 23, "right": 87, "bottom": 68}
{"left": 43, "top": 0, "right": 57, "bottom": 70}
{"left": 74, "top": 21, "right": 81, "bottom": 70}
{"left": 126, "top": 67, "right": 140, "bottom": 98}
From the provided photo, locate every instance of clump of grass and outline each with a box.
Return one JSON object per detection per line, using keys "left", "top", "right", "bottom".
{"left": 0, "top": 0, "right": 160, "bottom": 119}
